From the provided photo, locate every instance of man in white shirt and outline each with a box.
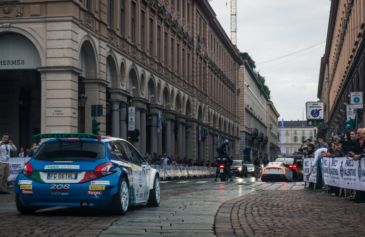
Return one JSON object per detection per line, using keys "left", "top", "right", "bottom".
{"left": 0, "top": 134, "right": 17, "bottom": 194}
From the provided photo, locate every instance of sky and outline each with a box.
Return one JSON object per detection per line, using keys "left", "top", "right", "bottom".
{"left": 209, "top": 0, "right": 331, "bottom": 121}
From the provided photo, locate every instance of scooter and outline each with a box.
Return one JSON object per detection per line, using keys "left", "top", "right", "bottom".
{"left": 217, "top": 157, "right": 227, "bottom": 181}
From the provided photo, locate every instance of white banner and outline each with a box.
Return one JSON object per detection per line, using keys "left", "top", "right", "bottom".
{"left": 7, "top": 157, "right": 31, "bottom": 182}
{"left": 128, "top": 106, "right": 136, "bottom": 131}
{"left": 304, "top": 156, "right": 365, "bottom": 191}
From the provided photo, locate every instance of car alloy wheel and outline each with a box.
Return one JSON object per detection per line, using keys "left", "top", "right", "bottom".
{"left": 120, "top": 180, "right": 129, "bottom": 212}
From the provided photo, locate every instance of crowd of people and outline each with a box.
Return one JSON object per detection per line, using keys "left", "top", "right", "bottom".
{"left": 298, "top": 128, "right": 365, "bottom": 159}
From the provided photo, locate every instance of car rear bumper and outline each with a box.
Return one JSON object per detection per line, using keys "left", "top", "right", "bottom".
{"left": 261, "top": 174, "right": 288, "bottom": 182}
{"left": 14, "top": 174, "right": 119, "bottom": 208}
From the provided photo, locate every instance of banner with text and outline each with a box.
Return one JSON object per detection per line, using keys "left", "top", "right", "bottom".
{"left": 7, "top": 157, "right": 31, "bottom": 182}
{"left": 304, "top": 157, "right": 365, "bottom": 191}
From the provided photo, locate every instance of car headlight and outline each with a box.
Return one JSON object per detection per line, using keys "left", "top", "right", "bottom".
{"left": 238, "top": 167, "right": 242, "bottom": 171}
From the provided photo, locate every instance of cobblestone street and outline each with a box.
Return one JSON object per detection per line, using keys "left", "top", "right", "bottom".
{"left": 215, "top": 189, "right": 365, "bottom": 237}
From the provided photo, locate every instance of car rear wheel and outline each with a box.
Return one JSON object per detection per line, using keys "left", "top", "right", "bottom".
{"left": 16, "top": 194, "right": 37, "bottom": 215}
{"left": 147, "top": 176, "right": 160, "bottom": 207}
{"left": 110, "top": 177, "right": 129, "bottom": 215}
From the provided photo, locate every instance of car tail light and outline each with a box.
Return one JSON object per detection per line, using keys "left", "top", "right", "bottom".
{"left": 289, "top": 164, "right": 298, "bottom": 173}
{"left": 219, "top": 164, "right": 225, "bottom": 169}
{"left": 80, "top": 162, "right": 113, "bottom": 183}
{"left": 23, "top": 163, "right": 33, "bottom": 177}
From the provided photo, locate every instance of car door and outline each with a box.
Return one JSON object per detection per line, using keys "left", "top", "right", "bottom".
{"left": 121, "top": 141, "right": 150, "bottom": 203}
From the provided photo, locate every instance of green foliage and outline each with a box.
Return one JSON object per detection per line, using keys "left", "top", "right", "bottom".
{"left": 240, "top": 52, "right": 256, "bottom": 69}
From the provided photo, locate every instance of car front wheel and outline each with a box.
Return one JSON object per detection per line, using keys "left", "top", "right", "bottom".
{"left": 147, "top": 176, "right": 160, "bottom": 207}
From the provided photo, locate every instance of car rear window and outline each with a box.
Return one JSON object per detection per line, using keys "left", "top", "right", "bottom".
{"left": 275, "top": 158, "right": 294, "bottom": 165}
{"left": 35, "top": 141, "right": 105, "bottom": 161}
{"left": 232, "top": 160, "right": 242, "bottom": 166}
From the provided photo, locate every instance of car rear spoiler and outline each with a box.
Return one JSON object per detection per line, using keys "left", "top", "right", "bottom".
{"left": 34, "top": 133, "right": 99, "bottom": 142}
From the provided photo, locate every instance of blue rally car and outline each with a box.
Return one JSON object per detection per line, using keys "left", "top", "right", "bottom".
{"left": 14, "top": 133, "right": 160, "bottom": 215}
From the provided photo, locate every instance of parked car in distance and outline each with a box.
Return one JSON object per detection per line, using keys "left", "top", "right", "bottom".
{"left": 261, "top": 162, "right": 293, "bottom": 182}
{"left": 230, "top": 160, "right": 243, "bottom": 177}
{"left": 14, "top": 133, "right": 160, "bottom": 215}
{"left": 275, "top": 156, "right": 303, "bottom": 181}
{"left": 242, "top": 163, "right": 255, "bottom": 177}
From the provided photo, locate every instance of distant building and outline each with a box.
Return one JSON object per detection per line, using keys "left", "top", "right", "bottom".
{"left": 0, "top": 0, "right": 242, "bottom": 163}
{"left": 279, "top": 121, "right": 317, "bottom": 155}
{"left": 266, "top": 101, "right": 280, "bottom": 160}
{"left": 239, "top": 60, "right": 275, "bottom": 162}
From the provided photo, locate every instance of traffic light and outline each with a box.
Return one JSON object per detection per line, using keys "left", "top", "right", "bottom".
{"left": 92, "top": 118, "right": 100, "bottom": 135}
{"left": 345, "top": 119, "right": 355, "bottom": 130}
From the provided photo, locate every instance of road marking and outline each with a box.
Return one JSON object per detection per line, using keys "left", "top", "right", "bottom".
{"left": 160, "top": 181, "right": 171, "bottom": 184}
{"left": 177, "top": 181, "right": 191, "bottom": 184}
{"left": 196, "top": 181, "right": 208, "bottom": 184}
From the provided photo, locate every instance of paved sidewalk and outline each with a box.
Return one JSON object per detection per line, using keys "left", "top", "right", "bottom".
{"left": 215, "top": 190, "right": 365, "bottom": 237}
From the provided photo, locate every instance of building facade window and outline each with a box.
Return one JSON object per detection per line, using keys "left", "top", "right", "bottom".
{"left": 164, "top": 32, "right": 168, "bottom": 66}
{"left": 149, "top": 18, "right": 154, "bottom": 56}
{"left": 85, "top": 0, "right": 92, "bottom": 11}
{"left": 171, "top": 37, "right": 174, "bottom": 70}
{"left": 177, "top": 43, "right": 180, "bottom": 75}
{"left": 120, "top": 0, "right": 125, "bottom": 37}
{"left": 294, "top": 136, "right": 298, "bottom": 143}
{"left": 108, "top": 0, "right": 114, "bottom": 28}
{"left": 140, "top": 10, "right": 145, "bottom": 50}
{"left": 131, "top": 1, "right": 136, "bottom": 44}
{"left": 157, "top": 25, "right": 161, "bottom": 61}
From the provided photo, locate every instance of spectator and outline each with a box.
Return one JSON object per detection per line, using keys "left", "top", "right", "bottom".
{"left": 0, "top": 133, "right": 17, "bottom": 194}
{"left": 315, "top": 137, "right": 328, "bottom": 149}
{"left": 18, "top": 147, "right": 25, "bottom": 157}
{"left": 161, "top": 153, "right": 169, "bottom": 178}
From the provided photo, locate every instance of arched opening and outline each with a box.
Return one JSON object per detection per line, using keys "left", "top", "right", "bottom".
{"left": 147, "top": 78, "right": 156, "bottom": 103}
{"left": 0, "top": 33, "right": 41, "bottom": 149}
{"left": 120, "top": 62, "right": 126, "bottom": 87}
{"left": 79, "top": 40, "right": 97, "bottom": 133}
{"left": 128, "top": 68, "right": 139, "bottom": 97}
{"left": 105, "top": 56, "right": 117, "bottom": 135}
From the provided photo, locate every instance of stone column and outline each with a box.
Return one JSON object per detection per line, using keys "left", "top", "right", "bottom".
{"left": 40, "top": 69, "right": 80, "bottom": 133}
{"left": 150, "top": 108, "right": 160, "bottom": 156}
{"left": 141, "top": 109, "right": 146, "bottom": 156}
{"left": 120, "top": 103, "right": 127, "bottom": 139}
{"left": 177, "top": 118, "right": 186, "bottom": 160}
{"left": 111, "top": 101, "right": 120, "bottom": 137}
{"left": 165, "top": 119, "right": 172, "bottom": 156}
{"left": 135, "top": 108, "right": 141, "bottom": 150}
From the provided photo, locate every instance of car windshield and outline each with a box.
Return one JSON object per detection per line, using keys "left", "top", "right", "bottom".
{"left": 232, "top": 160, "right": 242, "bottom": 166}
{"left": 275, "top": 158, "right": 294, "bottom": 165}
{"left": 35, "top": 140, "right": 105, "bottom": 161}
{"left": 245, "top": 164, "right": 254, "bottom": 167}
{"left": 267, "top": 162, "right": 283, "bottom": 167}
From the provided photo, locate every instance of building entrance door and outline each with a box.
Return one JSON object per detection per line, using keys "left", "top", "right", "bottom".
{"left": 0, "top": 70, "right": 41, "bottom": 151}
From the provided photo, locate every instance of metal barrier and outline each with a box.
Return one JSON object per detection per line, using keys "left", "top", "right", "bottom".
{"left": 151, "top": 165, "right": 215, "bottom": 180}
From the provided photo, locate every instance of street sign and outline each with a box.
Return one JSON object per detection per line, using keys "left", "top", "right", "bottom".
{"left": 346, "top": 104, "right": 357, "bottom": 121}
{"left": 350, "top": 92, "right": 363, "bottom": 109}
{"left": 128, "top": 106, "right": 136, "bottom": 131}
{"left": 306, "top": 102, "right": 324, "bottom": 120}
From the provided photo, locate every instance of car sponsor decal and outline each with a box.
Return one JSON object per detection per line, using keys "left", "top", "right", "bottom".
{"left": 21, "top": 190, "right": 33, "bottom": 194}
{"left": 50, "top": 184, "right": 70, "bottom": 191}
{"left": 19, "top": 184, "right": 32, "bottom": 190}
{"left": 88, "top": 191, "right": 102, "bottom": 195}
{"left": 44, "top": 165, "right": 80, "bottom": 170}
{"left": 89, "top": 185, "right": 105, "bottom": 191}
{"left": 91, "top": 180, "right": 110, "bottom": 185}
{"left": 18, "top": 180, "right": 32, "bottom": 185}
